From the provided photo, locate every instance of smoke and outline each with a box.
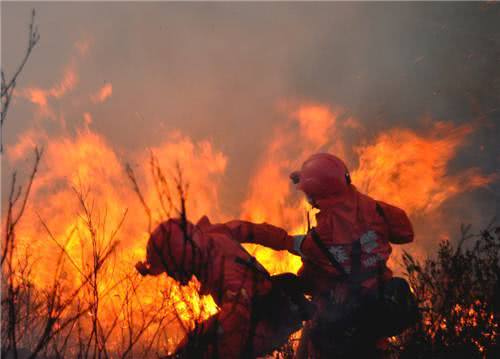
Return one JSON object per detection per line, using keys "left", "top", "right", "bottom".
{"left": 282, "top": 4, "right": 500, "bottom": 227}
{"left": 2, "top": 2, "right": 499, "bottom": 245}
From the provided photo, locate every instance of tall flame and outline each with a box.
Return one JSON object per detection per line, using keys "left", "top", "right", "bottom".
{"left": 352, "top": 121, "right": 495, "bottom": 214}
{"left": 240, "top": 104, "right": 345, "bottom": 274}
{"left": 6, "top": 126, "right": 227, "bottom": 352}
{"left": 5, "top": 55, "right": 497, "bottom": 354}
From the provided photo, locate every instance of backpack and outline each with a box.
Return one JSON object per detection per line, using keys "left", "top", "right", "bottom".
{"left": 309, "top": 228, "right": 419, "bottom": 338}
{"left": 376, "top": 201, "right": 414, "bottom": 244}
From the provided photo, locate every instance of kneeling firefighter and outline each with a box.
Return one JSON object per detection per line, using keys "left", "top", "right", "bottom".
{"left": 135, "top": 216, "right": 312, "bottom": 359}
{"left": 232, "top": 153, "right": 419, "bottom": 358}
{"left": 291, "top": 153, "right": 419, "bottom": 358}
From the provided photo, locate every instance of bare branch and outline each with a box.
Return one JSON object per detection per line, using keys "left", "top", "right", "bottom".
{"left": 1, "top": 9, "right": 40, "bottom": 152}
{"left": 126, "top": 163, "right": 152, "bottom": 232}
{"left": 2, "top": 147, "right": 43, "bottom": 265}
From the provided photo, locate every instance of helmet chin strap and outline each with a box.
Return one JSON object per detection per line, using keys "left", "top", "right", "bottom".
{"left": 345, "top": 172, "right": 352, "bottom": 185}
{"left": 306, "top": 195, "right": 318, "bottom": 208}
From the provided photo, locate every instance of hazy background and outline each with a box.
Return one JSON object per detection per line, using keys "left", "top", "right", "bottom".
{"left": 2, "top": 2, "right": 499, "bottom": 229}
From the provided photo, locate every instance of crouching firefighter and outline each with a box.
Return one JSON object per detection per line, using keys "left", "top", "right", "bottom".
{"left": 228, "top": 153, "right": 419, "bottom": 357}
{"left": 135, "top": 216, "right": 313, "bottom": 359}
{"left": 290, "top": 153, "right": 420, "bottom": 358}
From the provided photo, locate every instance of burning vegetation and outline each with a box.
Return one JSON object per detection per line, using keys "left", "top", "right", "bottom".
{"left": 3, "top": 103, "right": 498, "bottom": 358}
{"left": 395, "top": 223, "right": 500, "bottom": 358}
{"left": 2, "top": 8, "right": 499, "bottom": 359}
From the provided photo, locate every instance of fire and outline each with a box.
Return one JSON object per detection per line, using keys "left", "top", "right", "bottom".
{"left": 5, "top": 59, "right": 497, "bottom": 354}
{"left": 351, "top": 121, "right": 496, "bottom": 214}
{"left": 5, "top": 126, "right": 225, "bottom": 352}
{"left": 428, "top": 302, "right": 497, "bottom": 353}
{"left": 240, "top": 104, "right": 343, "bottom": 275}
{"left": 21, "top": 65, "right": 78, "bottom": 114}
{"left": 241, "top": 103, "right": 343, "bottom": 230}
{"left": 240, "top": 106, "right": 496, "bottom": 276}
{"left": 351, "top": 121, "right": 497, "bottom": 270}
{"left": 91, "top": 83, "right": 113, "bottom": 103}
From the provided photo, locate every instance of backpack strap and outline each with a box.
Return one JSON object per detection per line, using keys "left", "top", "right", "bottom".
{"left": 309, "top": 228, "right": 348, "bottom": 281}
{"left": 375, "top": 202, "right": 386, "bottom": 220}
{"left": 351, "top": 240, "right": 362, "bottom": 277}
{"left": 375, "top": 202, "right": 390, "bottom": 293}
{"left": 309, "top": 227, "right": 383, "bottom": 289}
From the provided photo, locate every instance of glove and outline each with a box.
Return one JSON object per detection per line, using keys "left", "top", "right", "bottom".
{"left": 292, "top": 234, "right": 306, "bottom": 256}
{"left": 135, "top": 261, "right": 150, "bottom": 276}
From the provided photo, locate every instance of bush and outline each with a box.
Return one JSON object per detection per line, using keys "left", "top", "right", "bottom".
{"left": 395, "top": 222, "right": 499, "bottom": 358}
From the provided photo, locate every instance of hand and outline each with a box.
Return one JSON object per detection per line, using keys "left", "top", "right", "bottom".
{"left": 135, "top": 261, "right": 150, "bottom": 276}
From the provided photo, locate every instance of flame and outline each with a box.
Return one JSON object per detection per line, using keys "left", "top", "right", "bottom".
{"left": 239, "top": 109, "right": 496, "bottom": 278}
{"left": 22, "top": 66, "right": 78, "bottom": 113}
{"left": 350, "top": 121, "right": 497, "bottom": 270}
{"left": 5, "top": 75, "right": 498, "bottom": 356}
{"left": 240, "top": 104, "right": 345, "bottom": 275}
{"left": 145, "top": 130, "right": 228, "bottom": 223}
{"left": 429, "top": 301, "right": 497, "bottom": 353}
{"left": 7, "top": 128, "right": 47, "bottom": 162}
{"left": 241, "top": 103, "right": 342, "bottom": 229}
{"left": 17, "top": 37, "right": 90, "bottom": 117}
{"left": 351, "top": 121, "right": 496, "bottom": 214}
{"left": 91, "top": 83, "right": 113, "bottom": 103}
{"left": 6, "top": 126, "right": 226, "bottom": 352}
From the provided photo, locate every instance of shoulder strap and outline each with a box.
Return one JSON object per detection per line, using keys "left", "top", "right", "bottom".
{"left": 309, "top": 228, "right": 381, "bottom": 285}
{"left": 351, "top": 240, "right": 362, "bottom": 276}
{"left": 376, "top": 202, "right": 386, "bottom": 218}
{"left": 375, "top": 202, "right": 389, "bottom": 293}
{"left": 309, "top": 228, "right": 348, "bottom": 280}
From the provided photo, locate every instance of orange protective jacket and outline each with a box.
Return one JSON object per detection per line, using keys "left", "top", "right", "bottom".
{"left": 144, "top": 216, "right": 291, "bottom": 358}
{"left": 230, "top": 186, "right": 414, "bottom": 295}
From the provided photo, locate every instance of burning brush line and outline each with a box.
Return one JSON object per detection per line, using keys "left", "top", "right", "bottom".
{"left": 3, "top": 102, "right": 497, "bottom": 357}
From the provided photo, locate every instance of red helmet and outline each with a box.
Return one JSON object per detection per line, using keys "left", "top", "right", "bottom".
{"left": 146, "top": 218, "right": 197, "bottom": 284}
{"left": 290, "top": 153, "right": 351, "bottom": 200}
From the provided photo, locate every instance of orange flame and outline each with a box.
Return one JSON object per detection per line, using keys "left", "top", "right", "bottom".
{"left": 5, "top": 77, "right": 497, "bottom": 355}
{"left": 6, "top": 126, "right": 226, "bottom": 352}
{"left": 240, "top": 104, "right": 345, "bottom": 274}
{"left": 240, "top": 107, "right": 496, "bottom": 276}
{"left": 22, "top": 66, "right": 78, "bottom": 113}
{"left": 351, "top": 121, "right": 496, "bottom": 214}
{"left": 91, "top": 83, "right": 113, "bottom": 103}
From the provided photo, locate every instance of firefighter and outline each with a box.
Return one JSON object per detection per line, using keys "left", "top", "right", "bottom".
{"left": 229, "top": 153, "right": 416, "bottom": 357}
{"left": 135, "top": 216, "right": 309, "bottom": 359}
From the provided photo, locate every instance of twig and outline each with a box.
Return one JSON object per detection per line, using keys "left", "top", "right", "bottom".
{"left": 1, "top": 9, "right": 40, "bottom": 152}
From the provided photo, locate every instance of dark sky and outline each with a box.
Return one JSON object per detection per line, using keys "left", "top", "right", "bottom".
{"left": 2, "top": 2, "right": 499, "bottom": 230}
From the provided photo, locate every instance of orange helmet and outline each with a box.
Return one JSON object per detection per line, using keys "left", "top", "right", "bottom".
{"left": 146, "top": 218, "right": 197, "bottom": 284}
{"left": 290, "top": 153, "right": 351, "bottom": 200}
